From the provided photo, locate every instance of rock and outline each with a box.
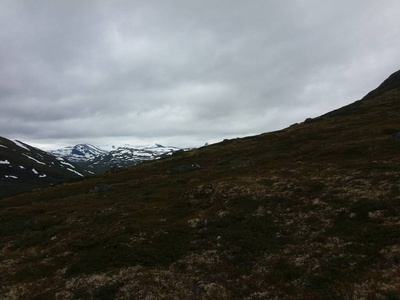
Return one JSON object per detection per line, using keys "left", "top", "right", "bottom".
{"left": 217, "top": 210, "right": 229, "bottom": 218}
{"left": 339, "top": 175, "right": 355, "bottom": 184}
{"left": 89, "top": 184, "right": 112, "bottom": 193}
{"left": 304, "top": 118, "right": 315, "bottom": 124}
{"left": 104, "top": 167, "right": 123, "bottom": 174}
{"left": 389, "top": 132, "right": 400, "bottom": 142}
{"left": 295, "top": 155, "right": 308, "bottom": 162}
{"left": 253, "top": 206, "right": 266, "bottom": 217}
{"left": 166, "top": 164, "right": 201, "bottom": 174}
{"left": 193, "top": 280, "right": 208, "bottom": 294}
{"left": 312, "top": 198, "right": 320, "bottom": 205}
{"left": 188, "top": 218, "right": 207, "bottom": 228}
{"left": 368, "top": 210, "right": 385, "bottom": 220}
{"left": 188, "top": 218, "right": 201, "bottom": 228}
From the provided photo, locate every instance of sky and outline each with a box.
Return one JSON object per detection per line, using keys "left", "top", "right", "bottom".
{"left": 1, "top": 0, "right": 400, "bottom": 150}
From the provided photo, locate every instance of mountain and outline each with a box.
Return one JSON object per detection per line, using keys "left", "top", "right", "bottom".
{"left": 0, "top": 137, "right": 91, "bottom": 198}
{"left": 88, "top": 144, "right": 184, "bottom": 173}
{"left": 1, "top": 70, "right": 400, "bottom": 299}
{"left": 49, "top": 144, "right": 108, "bottom": 163}
{"left": 51, "top": 143, "right": 185, "bottom": 174}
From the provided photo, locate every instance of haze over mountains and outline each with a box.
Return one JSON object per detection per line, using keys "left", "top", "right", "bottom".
{"left": 1, "top": 70, "right": 400, "bottom": 298}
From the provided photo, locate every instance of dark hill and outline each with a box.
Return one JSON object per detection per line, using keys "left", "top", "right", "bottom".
{"left": 1, "top": 70, "right": 400, "bottom": 299}
{"left": 364, "top": 69, "right": 400, "bottom": 99}
{"left": 0, "top": 137, "right": 90, "bottom": 198}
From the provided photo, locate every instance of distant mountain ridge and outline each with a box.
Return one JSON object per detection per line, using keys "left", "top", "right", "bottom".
{"left": 49, "top": 144, "right": 108, "bottom": 163}
{"left": 0, "top": 138, "right": 186, "bottom": 197}
{"left": 50, "top": 143, "right": 186, "bottom": 174}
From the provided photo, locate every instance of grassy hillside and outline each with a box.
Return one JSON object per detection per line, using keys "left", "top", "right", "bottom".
{"left": 1, "top": 72, "right": 400, "bottom": 299}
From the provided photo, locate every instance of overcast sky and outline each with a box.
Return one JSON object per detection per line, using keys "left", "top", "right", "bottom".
{"left": 1, "top": 0, "right": 400, "bottom": 150}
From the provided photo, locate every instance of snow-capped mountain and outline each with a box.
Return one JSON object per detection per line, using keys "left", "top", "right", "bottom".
{"left": 50, "top": 143, "right": 186, "bottom": 174}
{"left": 0, "top": 137, "right": 91, "bottom": 198}
{"left": 110, "top": 144, "right": 182, "bottom": 159}
{"left": 96, "top": 144, "right": 182, "bottom": 169}
{"left": 49, "top": 144, "right": 109, "bottom": 163}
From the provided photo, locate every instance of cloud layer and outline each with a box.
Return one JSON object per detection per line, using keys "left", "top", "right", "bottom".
{"left": 1, "top": 0, "right": 400, "bottom": 149}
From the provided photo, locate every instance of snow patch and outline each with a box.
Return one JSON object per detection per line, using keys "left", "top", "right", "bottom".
{"left": 5, "top": 175, "right": 18, "bottom": 179}
{"left": 67, "top": 168, "right": 84, "bottom": 177}
{"left": 32, "top": 168, "right": 39, "bottom": 175}
{"left": 19, "top": 165, "right": 26, "bottom": 169}
{"left": 23, "top": 154, "right": 46, "bottom": 165}
{"left": 39, "top": 174, "right": 47, "bottom": 178}
{"left": 0, "top": 160, "right": 10, "bottom": 165}
{"left": 13, "top": 140, "right": 30, "bottom": 151}
{"left": 0, "top": 144, "right": 7, "bottom": 148}
{"left": 60, "top": 160, "right": 75, "bottom": 168}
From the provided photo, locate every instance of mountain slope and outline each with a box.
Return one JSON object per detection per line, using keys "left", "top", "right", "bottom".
{"left": 1, "top": 70, "right": 400, "bottom": 299}
{"left": 0, "top": 137, "right": 90, "bottom": 198}
{"left": 364, "top": 69, "right": 400, "bottom": 99}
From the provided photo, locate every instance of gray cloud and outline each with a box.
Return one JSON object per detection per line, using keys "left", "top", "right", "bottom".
{"left": 1, "top": 0, "right": 400, "bottom": 149}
